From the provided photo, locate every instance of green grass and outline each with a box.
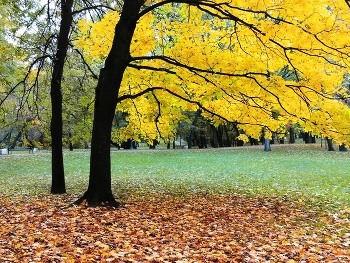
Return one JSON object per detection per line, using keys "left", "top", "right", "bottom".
{"left": 0, "top": 144, "right": 349, "bottom": 209}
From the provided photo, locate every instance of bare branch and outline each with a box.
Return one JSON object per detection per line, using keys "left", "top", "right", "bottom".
{"left": 72, "top": 5, "right": 116, "bottom": 16}
{"left": 0, "top": 55, "right": 51, "bottom": 107}
{"left": 71, "top": 45, "right": 99, "bottom": 79}
{"left": 151, "top": 91, "right": 164, "bottom": 140}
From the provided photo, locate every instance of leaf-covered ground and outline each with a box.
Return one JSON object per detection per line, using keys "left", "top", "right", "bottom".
{"left": 1, "top": 194, "right": 349, "bottom": 262}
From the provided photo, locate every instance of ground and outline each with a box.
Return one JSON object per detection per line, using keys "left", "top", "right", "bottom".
{"left": 0, "top": 194, "right": 349, "bottom": 262}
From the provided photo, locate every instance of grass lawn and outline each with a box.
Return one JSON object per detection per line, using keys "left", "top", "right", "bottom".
{"left": 0, "top": 144, "right": 349, "bottom": 262}
{"left": 0, "top": 143, "right": 349, "bottom": 208}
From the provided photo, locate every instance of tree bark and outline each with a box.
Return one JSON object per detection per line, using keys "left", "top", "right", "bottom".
{"left": 50, "top": 0, "right": 73, "bottom": 194}
{"left": 339, "top": 143, "right": 347, "bottom": 152}
{"left": 217, "top": 125, "right": 224, "bottom": 147}
{"left": 289, "top": 127, "right": 295, "bottom": 144}
{"left": 303, "top": 132, "right": 312, "bottom": 143}
{"left": 74, "top": 1, "right": 143, "bottom": 207}
{"left": 264, "top": 138, "right": 272, "bottom": 151}
{"left": 188, "top": 109, "right": 200, "bottom": 149}
{"left": 326, "top": 138, "right": 335, "bottom": 151}
{"left": 210, "top": 124, "right": 219, "bottom": 148}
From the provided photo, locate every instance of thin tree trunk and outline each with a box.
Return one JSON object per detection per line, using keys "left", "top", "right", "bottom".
{"left": 217, "top": 125, "right": 224, "bottom": 147}
{"left": 50, "top": 0, "right": 73, "bottom": 194}
{"left": 188, "top": 109, "right": 200, "bottom": 149}
{"left": 68, "top": 132, "right": 73, "bottom": 151}
{"left": 210, "top": 124, "right": 219, "bottom": 148}
{"left": 289, "top": 127, "right": 295, "bottom": 144}
{"left": 10, "top": 130, "right": 23, "bottom": 148}
{"left": 264, "top": 138, "right": 272, "bottom": 151}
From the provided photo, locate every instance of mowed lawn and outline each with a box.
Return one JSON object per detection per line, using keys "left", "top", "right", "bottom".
{"left": 1, "top": 144, "right": 349, "bottom": 206}
{"left": 0, "top": 144, "right": 349, "bottom": 262}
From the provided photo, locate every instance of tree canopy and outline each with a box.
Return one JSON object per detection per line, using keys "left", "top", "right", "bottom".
{"left": 75, "top": 0, "right": 350, "bottom": 146}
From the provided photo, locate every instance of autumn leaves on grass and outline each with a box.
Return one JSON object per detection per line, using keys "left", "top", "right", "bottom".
{"left": 0, "top": 194, "right": 349, "bottom": 262}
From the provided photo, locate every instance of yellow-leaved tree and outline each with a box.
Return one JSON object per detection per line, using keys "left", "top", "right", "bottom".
{"left": 73, "top": 0, "right": 350, "bottom": 207}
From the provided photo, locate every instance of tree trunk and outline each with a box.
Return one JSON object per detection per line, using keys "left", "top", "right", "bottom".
{"left": 74, "top": 1, "right": 143, "bottom": 207}
{"left": 68, "top": 132, "right": 73, "bottom": 151}
{"left": 289, "top": 128, "right": 295, "bottom": 144}
{"left": 339, "top": 143, "right": 347, "bottom": 152}
{"left": 149, "top": 139, "right": 158, "bottom": 149}
{"left": 224, "top": 125, "right": 232, "bottom": 147}
{"left": 326, "top": 138, "right": 335, "bottom": 151}
{"left": 188, "top": 109, "right": 200, "bottom": 149}
{"left": 311, "top": 135, "right": 316, "bottom": 143}
{"left": 264, "top": 138, "right": 272, "bottom": 151}
{"left": 10, "top": 130, "right": 23, "bottom": 149}
{"left": 84, "top": 141, "right": 89, "bottom": 149}
{"left": 303, "top": 132, "right": 312, "bottom": 143}
{"left": 217, "top": 125, "right": 224, "bottom": 147}
{"left": 210, "top": 125, "right": 219, "bottom": 148}
{"left": 50, "top": 0, "right": 73, "bottom": 194}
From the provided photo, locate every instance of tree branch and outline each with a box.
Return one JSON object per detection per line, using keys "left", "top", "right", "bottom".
{"left": 118, "top": 86, "right": 238, "bottom": 124}
{"left": 0, "top": 55, "right": 51, "bottom": 107}
{"left": 71, "top": 45, "right": 99, "bottom": 79}
{"left": 346, "top": 0, "right": 350, "bottom": 8}
{"left": 130, "top": 55, "right": 270, "bottom": 78}
{"left": 72, "top": 5, "right": 116, "bottom": 16}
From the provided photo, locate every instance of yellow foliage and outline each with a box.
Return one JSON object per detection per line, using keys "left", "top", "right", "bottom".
{"left": 236, "top": 134, "right": 250, "bottom": 143}
{"left": 75, "top": 0, "right": 350, "bottom": 144}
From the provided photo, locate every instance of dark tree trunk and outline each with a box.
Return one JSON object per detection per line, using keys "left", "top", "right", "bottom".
{"left": 68, "top": 132, "right": 73, "bottom": 151}
{"left": 50, "top": 0, "right": 73, "bottom": 194}
{"left": 326, "top": 138, "right": 335, "bottom": 151}
{"left": 289, "top": 128, "right": 295, "bottom": 144}
{"left": 236, "top": 139, "right": 244, "bottom": 146}
{"left": 217, "top": 125, "right": 224, "bottom": 147}
{"left": 339, "top": 143, "right": 347, "bottom": 152}
{"left": 224, "top": 125, "right": 232, "bottom": 147}
{"left": 149, "top": 139, "right": 158, "bottom": 149}
{"left": 10, "top": 130, "right": 23, "bottom": 148}
{"left": 303, "top": 132, "right": 312, "bottom": 143}
{"left": 187, "top": 109, "right": 200, "bottom": 149}
{"left": 74, "top": 1, "right": 143, "bottom": 207}
{"left": 210, "top": 125, "right": 219, "bottom": 148}
{"left": 311, "top": 135, "right": 316, "bottom": 143}
{"left": 200, "top": 135, "right": 207, "bottom": 148}
{"left": 250, "top": 138, "right": 259, "bottom": 145}
{"left": 84, "top": 141, "right": 89, "bottom": 149}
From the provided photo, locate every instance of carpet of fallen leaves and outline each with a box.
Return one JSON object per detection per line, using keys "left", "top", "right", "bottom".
{"left": 0, "top": 194, "right": 349, "bottom": 263}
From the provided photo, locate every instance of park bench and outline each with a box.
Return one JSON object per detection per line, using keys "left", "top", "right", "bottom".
{"left": 7, "top": 147, "right": 34, "bottom": 154}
